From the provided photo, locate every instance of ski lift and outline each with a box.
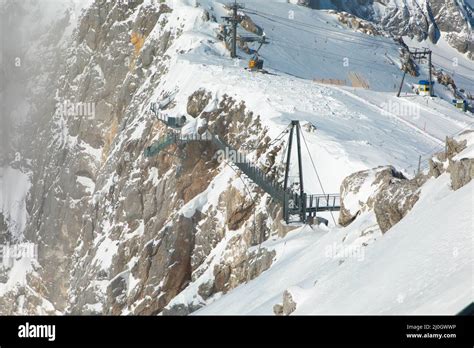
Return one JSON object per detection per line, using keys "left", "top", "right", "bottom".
{"left": 452, "top": 99, "right": 468, "bottom": 112}
{"left": 416, "top": 80, "right": 434, "bottom": 96}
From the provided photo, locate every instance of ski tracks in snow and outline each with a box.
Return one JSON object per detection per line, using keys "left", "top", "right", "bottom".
{"left": 333, "top": 87, "right": 445, "bottom": 146}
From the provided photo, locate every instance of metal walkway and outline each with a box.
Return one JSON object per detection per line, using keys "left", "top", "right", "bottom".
{"left": 144, "top": 132, "right": 213, "bottom": 157}
{"left": 146, "top": 99, "right": 340, "bottom": 224}
{"left": 144, "top": 128, "right": 340, "bottom": 224}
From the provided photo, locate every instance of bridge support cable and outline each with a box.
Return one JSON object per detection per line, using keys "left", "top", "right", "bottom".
{"left": 144, "top": 119, "right": 341, "bottom": 225}
{"left": 300, "top": 129, "right": 337, "bottom": 226}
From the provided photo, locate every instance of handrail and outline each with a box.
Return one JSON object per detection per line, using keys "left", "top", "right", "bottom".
{"left": 144, "top": 130, "right": 341, "bottom": 219}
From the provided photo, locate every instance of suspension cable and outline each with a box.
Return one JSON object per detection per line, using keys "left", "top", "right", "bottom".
{"left": 299, "top": 127, "right": 337, "bottom": 226}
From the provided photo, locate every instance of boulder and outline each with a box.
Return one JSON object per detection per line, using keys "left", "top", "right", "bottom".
{"left": 187, "top": 89, "right": 212, "bottom": 117}
{"left": 339, "top": 166, "right": 406, "bottom": 226}
{"left": 449, "top": 158, "right": 474, "bottom": 191}
{"left": 273, "top": 304, "right": 283, "bottom": 316}
{"left": 373, "top": 180, "right": 420, "bottom": 233}
{"left": 123, "top": 187, "right": 143, "bottom": 222}
{"left": 339, "top": 165, "right": 422, "bottom": 233}
{"left": 282, "top": 290, "right": 297, "bottom": 315}
{"left": 240, "top": 15, "right": 264, "bottom": 36}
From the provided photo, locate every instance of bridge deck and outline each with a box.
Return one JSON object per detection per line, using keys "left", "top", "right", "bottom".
{"left": 145, "top": 131, "right": 341, "bottom": 221}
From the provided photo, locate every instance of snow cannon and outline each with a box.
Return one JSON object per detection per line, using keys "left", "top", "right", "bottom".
{"left": 416, "top": 80, "right": 434, "bottom": 96}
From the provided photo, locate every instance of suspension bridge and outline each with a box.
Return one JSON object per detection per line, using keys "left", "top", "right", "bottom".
{"left": 145, "top": 106, "right": 340, "bottom": 225}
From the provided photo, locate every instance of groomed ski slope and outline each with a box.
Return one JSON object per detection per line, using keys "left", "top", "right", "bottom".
{"left": 145, "top": 0, "right": 474, "bottom": 314}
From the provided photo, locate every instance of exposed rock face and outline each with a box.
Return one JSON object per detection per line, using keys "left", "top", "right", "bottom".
{"left": 373, "top": 180, "right": 420, "bottom": 233}
{"left": 337, "top": 11, "right": 381, "bottom": 36}
{"left": 339, "top": 132, "right": 474, "bottom": 234}
{"left": 0, "top": 0, "right": 93, "bottom": 314}
{"left": 339, "top": 166, "right": 406, "bottom": 226}
{"left": 429, "top": 0, "right": 473, "bottom": 57}
{"left": 0, "top": 214, "right": 8, "bottom": 244}
{"left": 0, "top": 0, "right": 283, "bottom": 315}
{"left": 339, "top": 166, "right": 420, "bottom": 233}
{"left": 187, "top": 89, "right": 212, "bottom": 118}
{"left": 36, "top": 1, "right": 174, "bottom": 313}
{"left": 273, "top": 289, "right": 297, "bottom": 316}
{"left": 4, "top": 0, "right": 469, "bottom": 316}
{"left": 430, "top": 131, "right": 474, "bottom": 191}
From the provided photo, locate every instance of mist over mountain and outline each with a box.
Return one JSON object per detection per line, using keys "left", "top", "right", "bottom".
{"left": 0, "top": 0, "right": 472, "bottom": 315}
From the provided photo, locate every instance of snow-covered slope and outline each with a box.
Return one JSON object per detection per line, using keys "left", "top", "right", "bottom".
{"left": 155, "top": 0, "right": 473, "bottom": 314}
{"left": 154, "top": 0, "right": 472, "bottom": 196}
{"left": 197, "top": 173, "right": 473, "bottom": 315}
{"left": 0, "top": 0, "right": 472, "bottom": 315}
{"left": 403, "top": 35, "right": 474, "bottom": 95}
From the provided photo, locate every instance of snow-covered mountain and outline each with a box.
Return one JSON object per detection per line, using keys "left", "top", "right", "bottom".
{"left": 293, "top": 0, "right": 473, "bottom": 59}
{"left": 0, "top": 0, "right": 472, "bottom": 315}
{"left": 197, "top": 135, "right": 474, "bottom": 314}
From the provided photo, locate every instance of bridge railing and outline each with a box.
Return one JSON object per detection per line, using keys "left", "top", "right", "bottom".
{"left": 210, "top": 134, "right": 286, "bottom": 201}
{"left": 145, "top": 130, "right": 341, "bottom": 221}
{"left": 306, "top": 194, "right": 341, "bottom": 210}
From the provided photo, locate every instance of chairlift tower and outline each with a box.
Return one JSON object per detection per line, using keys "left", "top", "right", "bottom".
{"left": 397, "top": 47, "right": 433, "bottom": 97}
{"left": 222, "top": 0, "right": 244, "bottom": 58}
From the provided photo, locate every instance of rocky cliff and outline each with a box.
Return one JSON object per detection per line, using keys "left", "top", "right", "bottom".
{"left": 0, "top": 0, "right": 284, "bottom": 314}
{"left": 339, "top": 131, "right": 474, "bottom": 233}
{"left": 1, "top": 0, "right": 472, "bottom": 315}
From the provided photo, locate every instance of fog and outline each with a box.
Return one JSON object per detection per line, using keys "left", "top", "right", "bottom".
{"left": 0, "top": 0, "right": 84, "bottom": 165}
{"left": 0, "top": 0, "right": 26, "bottom": 164}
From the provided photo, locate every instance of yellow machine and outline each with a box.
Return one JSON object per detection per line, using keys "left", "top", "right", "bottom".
{"left": 248, "top": 58, "right": 257, "bottom": 69}
{"left": 247, "top": 36, "right": 266, "bottom": 71}
{"left": 248, "top": 55, "right": 263, "bottom": 70}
